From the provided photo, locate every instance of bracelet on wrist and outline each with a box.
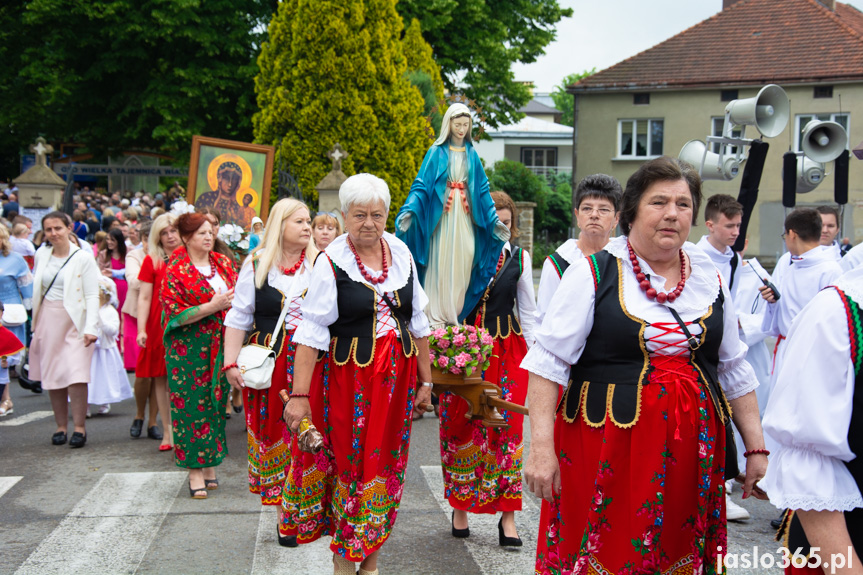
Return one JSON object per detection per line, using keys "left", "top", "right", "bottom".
{"left": 289, "top": 393, "right": 311, "bottom": 399}
{"left": 743, "top": 448, "right": 770, "bottom": 458}
{"left": 220, "top": 363, "right": 238, "bottom": 374}
{"left": 419, "top": 381, "right": 433, "bottom": 390}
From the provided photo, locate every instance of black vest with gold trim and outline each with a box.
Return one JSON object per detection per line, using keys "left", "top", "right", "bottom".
{"left": 465, "top": 246, "right": 523, "bottom": 339}
{"left": 247, "top": 268, "right": 293, "bottom": 356}
{"left": 783, "top": 286, "right": 863, "bottom": 553}
{"left": 328, "top": 261, "right": 417, "bottom": 367}
{"left": 561, "top": 250, "right": 729, "bottom": 429}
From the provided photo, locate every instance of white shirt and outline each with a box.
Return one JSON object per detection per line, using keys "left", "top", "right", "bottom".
{"left": 521, "top": 236, "right": 758, "bottom": 401}
{"left": 497, "top": 242, "right": 537, "bottom": 347}
{"left": 535, "top": 238, "right": 584, "bottom": 326}
{"left": 292, "top": 232, "right": 431, "bottom": 351}
{"left": 695, "top": 235, "right": 742, "bottom": 301}
{"left": 822, "top": 241, "right": 842, "bottom": 263}
{"left": 224, "top": 256, "right": 313, "bottom": 333}
{"left": 10, "top": 237, "right": 34, "bottom": 258}
{"left": 196, "top": 265, "right": 228, "bottom": 295}
{"left": 761, "top": 267, "right": 863, "bottom": 512}
{"left": 762, "top": 247, "right": 843, "bottom": 338}
{"left": 841, "top": 242, "right": 863, "bottom": 272}
{"left": 42, "top": 255, "right": 69, "bottom": 301}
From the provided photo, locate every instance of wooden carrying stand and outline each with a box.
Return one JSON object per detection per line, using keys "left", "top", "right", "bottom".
{"left": 432, "top": 371, "right": 529, "bottom": 428}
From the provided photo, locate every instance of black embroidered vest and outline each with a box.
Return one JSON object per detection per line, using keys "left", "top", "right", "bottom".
{"left": 785, "top": 287, "right": 863, "bottom": 553}
{"left": 328, "top": 261, "right": 417, "bottom": 366}
{"left": 561, "top": 250, "right": 730, "bottom": 429}
{"left": 465, "top": 246, "right": 523, "bottom": 339}
{"left": 547, "top": 249, "right": 572, "bottom": 279}
{"left": 247, "top": 264, "right": 306, "bottom": 355}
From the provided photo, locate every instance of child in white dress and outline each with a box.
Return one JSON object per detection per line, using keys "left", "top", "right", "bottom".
{"left": 87, "top": 278, "right": 133, "bottom": 415}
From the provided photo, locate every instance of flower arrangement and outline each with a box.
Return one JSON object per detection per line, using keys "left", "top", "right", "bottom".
{"left": 428, "top": 324, "right": 494, "bottom": 377}
{"left": 169, "top": 200, "right": 196, "bottom": 217}
{"left": 217, "top": 223, "right": 250, "bottom": 254}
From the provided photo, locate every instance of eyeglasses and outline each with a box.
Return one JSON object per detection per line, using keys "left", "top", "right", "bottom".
{"left": 579, "top": 207, "right": 615, "bottom": 216}
{"left": 780, "top": 233, "right": 787, "bottom": 240}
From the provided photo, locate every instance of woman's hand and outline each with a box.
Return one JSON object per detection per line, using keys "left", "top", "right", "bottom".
{"left": 137, "top": 330, "right": 148, "bottom": 348}
{"left": 210, "top": 288, "right": 235, "bottom": 312}
{"left": 101, "top": 268, "right": 112, "bottom": 277}
{"left": 524, "top": 441, "right": 561, "bottom": 502}
{"left": 741, "top": 453, "right": 769, "bottom": 500}
{"left": 283, "top": 397, "right": 312, "bottom": 433}
{"left": 413, "top": 385, "right": 432, "bottom": 416}
{"left": 83, "top": 334, "right": 98, "bottom": 347}
{"left": 225, "top": 366, "right": 244, "bottom": 391}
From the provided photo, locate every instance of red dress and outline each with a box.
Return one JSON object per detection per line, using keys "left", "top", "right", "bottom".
{"left": 136, "top": 255, "right": 168, "bottom": 378}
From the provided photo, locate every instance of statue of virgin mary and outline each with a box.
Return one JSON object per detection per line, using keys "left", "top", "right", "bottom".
{"left": 396, "top": 103, "right": 510, "bottom": 328}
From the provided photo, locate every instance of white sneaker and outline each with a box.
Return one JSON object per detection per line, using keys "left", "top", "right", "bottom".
{"left": 726, "top": 494, "right": 751, "bottom": 521}
{"left": 85, "top": 408, "right": 92, "bottom": 419}
{"left": 725, "top": 479, "right": 734, "bottom": 494}
{"left": 98, "top": 404, "right": 111, "bottom": 415}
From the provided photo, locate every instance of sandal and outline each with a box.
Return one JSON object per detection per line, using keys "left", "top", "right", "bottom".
{"left": 0, "top": 399, "right": 12, "bottom": 416}
{"left": 204, "top": 478, "right": 219, "bottom": 490}
{"left": 189, "top": 483, "right": 208, "bottom": 499}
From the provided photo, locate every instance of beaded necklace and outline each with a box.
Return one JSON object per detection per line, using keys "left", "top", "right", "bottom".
{"left": 196, "top": 252, "right": 218, "bottom": 280}
{"left": 348, "top": 237, "right": 389, "bottom": 285}
{"left": 280, "top": 250, "right": 305, "bottom": 275}
{"left": 627, "top": 240, "right": 686, "bottom": 304}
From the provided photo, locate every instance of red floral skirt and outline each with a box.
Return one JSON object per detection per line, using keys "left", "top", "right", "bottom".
{"left": 535, "top": 356, "right": 727, "bottom": 575}
{"left": 438, "top": 333, "right": 527, "bottom": 513}
{"left": 281, "top": 332, "right": 417, "bottom": 561}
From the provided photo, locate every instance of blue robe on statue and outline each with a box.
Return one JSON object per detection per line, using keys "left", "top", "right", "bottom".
{"left": 396, "top": 140, "right": 503, "bottom": 323}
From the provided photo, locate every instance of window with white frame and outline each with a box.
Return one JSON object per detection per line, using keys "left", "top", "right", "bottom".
{"left": 795, "top": 113, "right": 850, "bottom": 152}
{"left": 710, "top": 117, "right": 742, "bottom": 154}
{"left": 618, "top": 119, "right": 663, "bottom": 158}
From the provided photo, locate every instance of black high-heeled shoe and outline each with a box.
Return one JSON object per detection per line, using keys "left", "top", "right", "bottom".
{"left": 277, "top": 525, "right": 298, "bottom": 548}
{"left": 498, "top": 517, "right": 522, "bottom": 547}
{"left": 451, "top": 511, "right": 469, "bottom": 538}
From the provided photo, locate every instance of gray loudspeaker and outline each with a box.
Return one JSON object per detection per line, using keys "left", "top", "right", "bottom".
{"left": 801, "top": 120, "right": 848, "bottom": 163}
{"left": 679, "top": 140, "right": 740, "bottom": 180}
{"left": 788, "top": 157, "right": 825, "bottom": 194}
{"left": 725, "top": 84, "right": 790, "bottom": 138}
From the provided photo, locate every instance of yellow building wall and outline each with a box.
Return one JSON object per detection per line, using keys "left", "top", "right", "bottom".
{"left": 574, "top": 85, "right": 863, "bottom": 260}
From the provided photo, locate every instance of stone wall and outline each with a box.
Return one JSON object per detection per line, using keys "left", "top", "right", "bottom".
{"left": 513, "top": 201, "right": 537, "bottom": 256}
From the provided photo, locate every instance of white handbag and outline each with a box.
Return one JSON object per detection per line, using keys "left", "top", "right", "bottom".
{"left": 236, "top": 287, "right": 293, "bottom": 390}
{"left": 2, "top": 304, "right": 28, "bottom": 327}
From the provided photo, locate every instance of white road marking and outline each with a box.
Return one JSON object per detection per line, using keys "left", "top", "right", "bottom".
{"left": 421, "top": 465, "right": 539, "bottom": 575}
{"left": 0, "top": 411, "right": 53, "bottom": 427}
{"left": 0, "top": 476, "right": 22, "bottom": 499}
{"left": 14, "top": 471, "right": 186, "bottom": 575}
{"left": 251, "top": 505, "right": 334, "bottom": 575}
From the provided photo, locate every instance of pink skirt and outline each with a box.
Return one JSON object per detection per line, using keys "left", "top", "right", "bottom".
{"left": 122, "top": 312, "right": 138, "bottom": 370}
{"left": 30, "top": 300, "right": 94, "bottom": 390}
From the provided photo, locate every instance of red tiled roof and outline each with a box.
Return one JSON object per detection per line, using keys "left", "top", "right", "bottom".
{"left": 571, "top": 0, "right": 863, "bottom": 92}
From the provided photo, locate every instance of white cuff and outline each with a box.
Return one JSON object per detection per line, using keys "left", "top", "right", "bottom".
{"left": 761, "top": 446, "right": 863, "bottom": 512}
{"left": 292, "top": 319, "right": 330, "bottom": 352}
{"left": 521, "top": 344, "right": 570, "bottom": 387}
{"left": 719, "top": 356, "right": 759, "bottom": 401}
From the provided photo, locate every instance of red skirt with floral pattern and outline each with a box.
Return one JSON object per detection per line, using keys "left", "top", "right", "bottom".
{"left": 534, "top": 355, "right": 728, "bottom": 575}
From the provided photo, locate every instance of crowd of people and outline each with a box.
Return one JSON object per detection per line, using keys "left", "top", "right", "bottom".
{"left": 4, "top": 132, "right": 863, "bottom": 572}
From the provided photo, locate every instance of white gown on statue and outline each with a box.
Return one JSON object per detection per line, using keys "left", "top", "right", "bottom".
{"left": 425, "top": 147, "right": 475, "bottom": 328}
{"left": 88, "top": 305, "right": 133, "bottom": 405}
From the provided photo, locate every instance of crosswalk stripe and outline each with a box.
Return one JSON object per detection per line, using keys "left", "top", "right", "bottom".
{"left": 0, "top": 476, "right": 22, "bottom": 499}
{"left": 250, "top": 505, "right": 334, "bottom": 575}
{"left": 0, "top": 411, "right": 53, "bottom": 427}
{"left": 421, "top": 465, "right": 539, "bottom": 575}
{"left": 14, "top": 471, "right": 186, "bottom": 575}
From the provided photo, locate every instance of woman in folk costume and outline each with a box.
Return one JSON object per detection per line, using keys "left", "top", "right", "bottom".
{"left": 283, "top": 174, "right": 433, "bottom": 575}
{"left": 223, "top": 198, "right": 319, "bottom": 547}
{"left": 761, "top": 266, "right": 863, "bottom": 574}
{"left": 396, "top": 102, "right": 510, "bottom": 328}
{"left": 438, "top": 191, "right": 535, "bottom": 546}
{"left": 522, "top": 157, "right": 768, "bottom": 574}
{"left": 161, "top": 212, "right": 238, "bottom": 499}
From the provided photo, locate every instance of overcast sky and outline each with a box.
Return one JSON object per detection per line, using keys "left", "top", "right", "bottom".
{"left": 513, "top": 0, "right": 863, "bottom": 93}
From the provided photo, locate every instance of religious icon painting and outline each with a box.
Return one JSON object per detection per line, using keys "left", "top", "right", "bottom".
{"left": 187, "top": 135, "right": 275, "bottom": 230}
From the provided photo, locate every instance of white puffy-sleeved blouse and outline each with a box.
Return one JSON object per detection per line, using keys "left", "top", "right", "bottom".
{"left": 498, "top": 242, "right": 537, "bottom": 348}
{"left": 534, "top": 238, "right": 583, "bottom": 327}
{"left": 761, "top": 268, "right": 863, "bottom": 512}
{"left": 292, "top": 232, "right": 431, "bottom": 351}
{"left": 521, "top": 236, "right": 758, "bottom": 402}
{"left": 224, "top": 255, "right": 313, "bottom": 334}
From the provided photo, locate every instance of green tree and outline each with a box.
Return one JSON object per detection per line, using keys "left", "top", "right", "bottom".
{"left": 397, "top": 0, "right": 572, "bottom": 127}
{"left": 0, "top": 0, "right": 276, "bottom": 180}
{"left": 487, "top": 159, "right": 548, "bottom": 229}
{"left": 254, "top": 0, "right": 428, "bottom": 223}
{"left": 551, "top": 69, "right": 596, "bottom": 127}
{"left": 403, "top": 19, "right": 445, "bottom": 105}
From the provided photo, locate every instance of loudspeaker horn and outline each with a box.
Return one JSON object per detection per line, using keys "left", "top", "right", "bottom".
{"left": 801, "top": 120, "right": 848, "bottom": 163}
{"left": 679, "top": 140, "right": 740, "bottom": 181}
{"left": 725, "top": 84, "right": 790, "bottom": 138}
{"left": 795, "top": 157, "right": 825, "bottom": 194}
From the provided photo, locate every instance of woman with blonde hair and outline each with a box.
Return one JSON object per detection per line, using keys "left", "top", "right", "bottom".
{"left": 135, "top": 214, "right": 181, "bottom": 449}
{"left": 0, "top": 225, "right": 32, "bottom": 416}
{"left": 223, "top": 198, "right": 318, "bottom": 546}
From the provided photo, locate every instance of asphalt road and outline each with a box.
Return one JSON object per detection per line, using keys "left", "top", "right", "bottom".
{"left": 0, "top": 378, "right": 784, "bottom": 575}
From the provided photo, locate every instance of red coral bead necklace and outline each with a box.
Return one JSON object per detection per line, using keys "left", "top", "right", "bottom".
{"left": 348, "top": 237, "right": 389, "bottom": 285}
{"left": 627, "top": 240, "right": 686, "bottom": 304}
{"left": 281, "top": 249, "right": 305, "bottom": 275}
{"left": 197, "top": 252, "right": 218, "bottom": 280}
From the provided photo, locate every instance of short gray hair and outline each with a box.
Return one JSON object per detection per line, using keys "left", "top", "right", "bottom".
{"left": 339, "top": 173, "right": 391, "bottom": 214}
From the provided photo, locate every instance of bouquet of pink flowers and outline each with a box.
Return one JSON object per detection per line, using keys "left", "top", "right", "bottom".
{"left": 428, "top": 324, "right": 495, "bottom": 377}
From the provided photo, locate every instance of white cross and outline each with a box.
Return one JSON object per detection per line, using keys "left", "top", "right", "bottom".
{"left": 29, "top": 138, "right": 53, "bottom": 167}
{"left": 327, "top": 143, "right": 348, "bottom": 172}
